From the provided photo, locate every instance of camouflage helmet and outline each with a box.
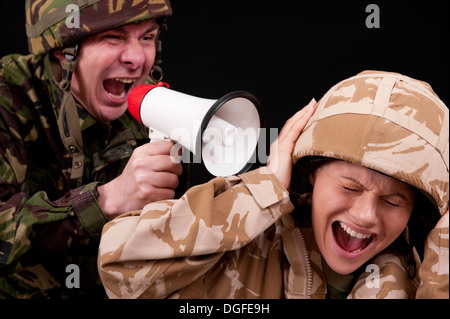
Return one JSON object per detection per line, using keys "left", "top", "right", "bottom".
{"left": 25, "top": 0, "right": 172, "bottom": 55}
{"left": 293, "top": 70, "right": 449, "bottom": 216}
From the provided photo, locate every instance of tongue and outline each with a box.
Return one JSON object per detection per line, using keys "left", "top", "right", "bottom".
{"left": 333, "top": 222, "right": 370, "bottom": 252}
{"left": 103, "top": 79, "right": 125, "bottom": 96}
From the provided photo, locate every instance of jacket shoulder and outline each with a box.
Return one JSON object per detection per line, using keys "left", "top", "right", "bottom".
{"left": 0, "top": 54, "right": 43, "bottom": 84}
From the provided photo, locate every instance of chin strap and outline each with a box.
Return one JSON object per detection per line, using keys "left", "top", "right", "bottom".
{"left": 52, "top": 45, "right": 84, "bottom": 186}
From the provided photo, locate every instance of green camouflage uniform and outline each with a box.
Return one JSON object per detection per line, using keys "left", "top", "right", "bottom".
{"left": 98, "top": 71, "right": 449, "bottom": 299}
{"left": 0, "top": 0, "right": 172, "bottom": 298}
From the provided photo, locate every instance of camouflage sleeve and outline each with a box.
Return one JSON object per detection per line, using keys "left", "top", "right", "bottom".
{"left": 347, "top": 248, "right": 418, "bottom": 299}
{"left": 416, "top": 226, "right": 449, "bottom": 299}
{"left": 98, "top": 167, "right": 294, "bottom": 298}
{"left": 0, "top": 181, "right": 106, "bottom": 276}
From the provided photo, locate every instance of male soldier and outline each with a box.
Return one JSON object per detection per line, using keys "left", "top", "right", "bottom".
{"left": 0, "top": 0, "right": 182, "bottom": 298}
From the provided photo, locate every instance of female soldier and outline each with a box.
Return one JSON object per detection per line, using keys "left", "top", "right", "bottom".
{"left": 98, "top": 70, "right": 448, "bottom": 299}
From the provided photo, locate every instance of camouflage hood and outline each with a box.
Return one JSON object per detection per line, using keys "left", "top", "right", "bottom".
{"left": 26, "top": 0, "right": 172, "bottom": 55}
{"left": 292, "top": 70, "right": 449, "bottom": 216}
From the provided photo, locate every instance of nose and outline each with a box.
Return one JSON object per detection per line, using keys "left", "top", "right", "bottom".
{"left": 119, "top": 41, "right": 146, "bottom": 70}
{"left": 348, "top": 194, "right": 378, "bottom": 228}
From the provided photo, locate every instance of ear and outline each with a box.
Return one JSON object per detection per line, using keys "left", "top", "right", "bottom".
{"left": 52, "top": 49, "right": 66, "bottom": 64}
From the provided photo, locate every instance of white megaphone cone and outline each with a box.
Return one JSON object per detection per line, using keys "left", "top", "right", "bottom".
{"left": 128, "top": 82, "right": 265, "bottom": 177}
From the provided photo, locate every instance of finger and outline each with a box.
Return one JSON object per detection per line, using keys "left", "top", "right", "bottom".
{"left": 144, "top": 155, "right": 183, "bottom": 175}
{"left": 435, "top": 209, "right": 449, "bottom": 228}
{"left": 287, "top": 98, "right": 316, "bottom": 137}
{"left": 281, "top": 98, "right": 316, "bottom": 135}
{"left": 139, "top": 140, "right": 176, "bottom": 156}
{"left": 145, "top": 171, "right": 180, "bottom": 189}
{"left": 276, "top": 99, "right": 316, "bottom": 149}
{"left": 277, "top": 99, "right": 316, "bottom": 140}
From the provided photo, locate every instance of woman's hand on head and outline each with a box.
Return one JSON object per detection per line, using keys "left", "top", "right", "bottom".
{"left": 435, "top": 209, "right": 449, "bottom": 228}
{"left": 267, "top": 98, "right": 316, "bottom": 190}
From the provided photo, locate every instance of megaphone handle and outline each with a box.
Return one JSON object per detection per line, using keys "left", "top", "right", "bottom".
{"left": 149, "top": 127, "right": 170, "bottom": 143}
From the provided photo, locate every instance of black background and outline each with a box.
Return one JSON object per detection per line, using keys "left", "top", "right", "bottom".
{"left": 0, "top": 1, "right": 449, "bottom": 311}
{"left": 1, "top": 0, "right": 449, "bottom": 185}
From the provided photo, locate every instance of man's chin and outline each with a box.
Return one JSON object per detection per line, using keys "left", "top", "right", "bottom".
{"left": 92, "top": 104, "right": 128, "bottom": 123}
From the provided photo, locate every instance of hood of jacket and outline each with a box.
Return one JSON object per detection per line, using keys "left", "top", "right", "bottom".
{"left": 292, "top": 70, "right": 449, "bottom": 217}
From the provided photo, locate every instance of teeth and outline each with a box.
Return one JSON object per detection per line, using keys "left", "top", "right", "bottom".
{"left": 340, "top": 222, "right": 372, "bottom": 239}
{"left": 105, "top": 78, "right": 135, "bottom": 98}
{"left": 107, "top": 90, "right": 126, "bottom": 98}
{"left": 114, "top": 78, "right": 135, "bottom": 83}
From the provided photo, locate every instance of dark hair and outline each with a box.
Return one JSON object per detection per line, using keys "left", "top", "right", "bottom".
{"left": 407, "top": 189, "right": 441, "bottom": 258}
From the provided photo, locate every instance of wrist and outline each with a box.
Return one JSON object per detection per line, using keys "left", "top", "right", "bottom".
{"left": 71, "top": 182, "right": 109, "bottom": 237}
{"left": 97, "top": 181, "right": 122, "bottom": 220}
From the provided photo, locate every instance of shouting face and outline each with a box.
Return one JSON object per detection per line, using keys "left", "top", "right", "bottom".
{"left": 68, "top": 19, "right": 159, "bottom": 122}
{"left": 310, "top": 160, "right": 414, "bottom": 275}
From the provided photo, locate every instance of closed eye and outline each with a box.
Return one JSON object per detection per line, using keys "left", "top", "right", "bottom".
{"left": 383, "top": 200, "right": 400, "bottom": 207}
{"left": 341, "top": 176, "right": 365, "bottom": 193}
{"left": 102, "top": 34, "right": 123, "bottom": 44}
{"left": 343, "top": 186, "right": 361, "bottom": 192}
{"left": 381, "top": 193, "right": 412, "bottom": 208}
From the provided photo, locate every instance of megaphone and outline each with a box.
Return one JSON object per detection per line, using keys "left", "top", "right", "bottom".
{"left": 128, "top": 82, "right": 265, "bottom": 177}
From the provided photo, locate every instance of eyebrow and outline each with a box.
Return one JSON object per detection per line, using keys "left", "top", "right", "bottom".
{"left": 142, "top": 25, "right": 160, "bottom": 34}
{"left": 104, "top": 24, "right": 159, "bottom": 37}
{"left": 341, "top": 176, "right": 411, "bottom": 201}
{"left": 342, "top": 176, "right": 365, "bottom": 189}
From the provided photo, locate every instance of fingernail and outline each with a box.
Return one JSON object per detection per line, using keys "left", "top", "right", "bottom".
{"left": 309, "top": 98, "right": 316, "bottom": 110}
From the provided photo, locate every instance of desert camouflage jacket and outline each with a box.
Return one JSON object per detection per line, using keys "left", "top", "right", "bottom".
{"left": 0, "top": 53, "right": 149, "bottom": 298}
{"left": 98, "top": 167, "right": 449, "bottom": 299}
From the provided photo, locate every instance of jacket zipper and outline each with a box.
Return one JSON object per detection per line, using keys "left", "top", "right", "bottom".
{"left": 295, "top": 227, "right": 313, "bottom": 297}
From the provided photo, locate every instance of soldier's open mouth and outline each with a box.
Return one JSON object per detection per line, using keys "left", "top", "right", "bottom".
{"left": 332, "top": 221, "right": 374, "bottom": 253}
{"left": 103, "top": 78, "right": 135, "bottom": 99}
